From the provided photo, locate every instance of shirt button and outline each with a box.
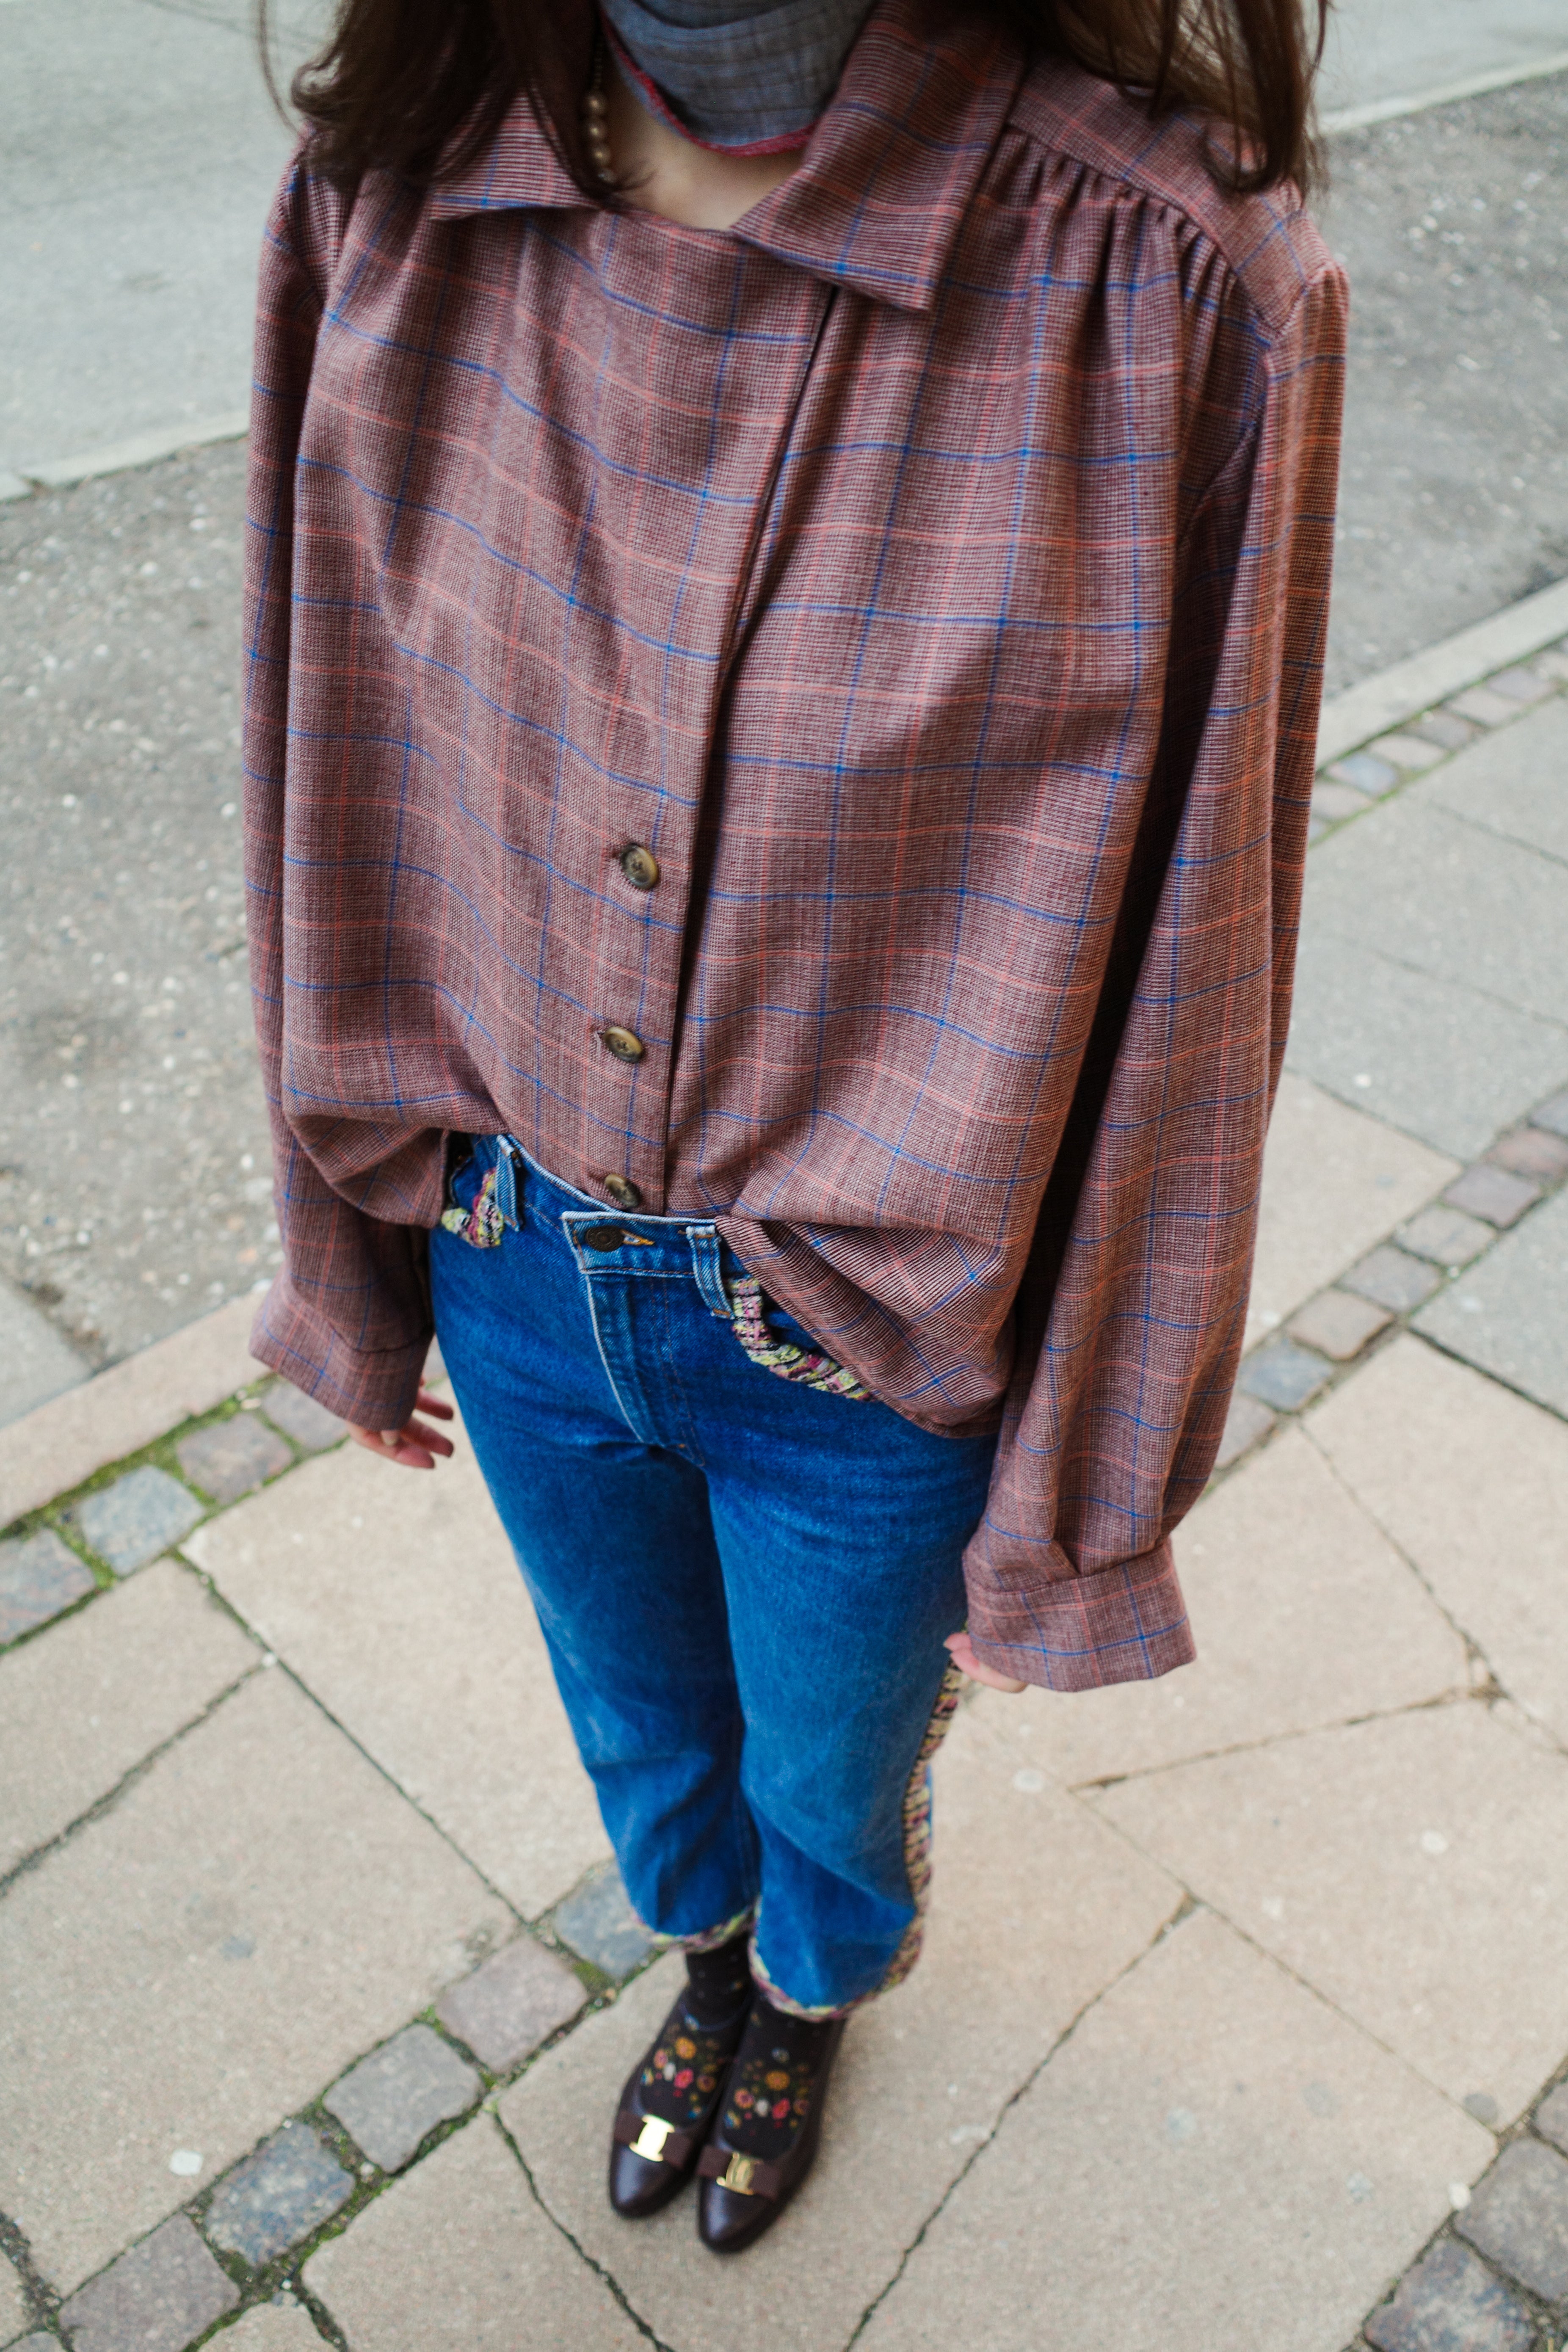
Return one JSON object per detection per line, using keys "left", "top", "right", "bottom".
{"left": 599, "top": 1025, "right": 646, "bottom": 1063}
{"left": 619, "top": 844, "right": 660, "bottom": 891}
{"left": 604, "top": 1175, "right": 643, "bottom": 1209}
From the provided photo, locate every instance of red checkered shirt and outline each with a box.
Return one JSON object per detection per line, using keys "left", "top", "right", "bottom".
{"left": 244, "top": 0, "right": 1347, "bottom": 1689}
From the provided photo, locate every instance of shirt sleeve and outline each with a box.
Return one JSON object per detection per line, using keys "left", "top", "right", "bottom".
{"left": 243, "top": 159, "right": 439, "bottom": 1426}
{"left": 961, "top": 260, "right": 1349, "bottom": 1692}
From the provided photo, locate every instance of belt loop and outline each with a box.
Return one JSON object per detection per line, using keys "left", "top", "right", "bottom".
{"left": 688, "top": 1225, "right": 731, "bottom": 1319}
{"left": 495, "top": 1138, "right": 524, "bottom": 1229}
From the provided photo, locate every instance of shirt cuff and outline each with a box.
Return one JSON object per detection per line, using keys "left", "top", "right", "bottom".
{"left": 963, "top": 1541, "right": 1195, "bottom": 1693}
{"left": 249, "top": 1274, "right": 432, "bottom": 1430}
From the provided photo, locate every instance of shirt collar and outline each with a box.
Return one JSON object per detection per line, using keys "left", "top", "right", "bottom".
{"left": 430, "top": 0, "right": 1027, "bottom": 314}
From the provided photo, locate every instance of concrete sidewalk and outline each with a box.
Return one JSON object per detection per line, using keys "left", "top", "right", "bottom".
{"left": 4, "top": 651, "right": 1568, "bottom": 2349}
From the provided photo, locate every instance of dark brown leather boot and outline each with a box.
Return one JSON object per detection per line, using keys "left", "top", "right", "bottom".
{"left": 608, "top": 1933, "right": 752, "bottom": 2219}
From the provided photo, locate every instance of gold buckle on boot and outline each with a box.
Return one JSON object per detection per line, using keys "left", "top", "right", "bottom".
{"left": 629, "top": 2117, "right": 674, "bottom": 2162}
{"left": 717, "top": 2152, "right": 757, "bottom": 2195}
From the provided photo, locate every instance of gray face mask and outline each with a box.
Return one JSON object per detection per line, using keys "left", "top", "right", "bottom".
{"left": 599, "top": 0, "right": 875, "bottom": 150}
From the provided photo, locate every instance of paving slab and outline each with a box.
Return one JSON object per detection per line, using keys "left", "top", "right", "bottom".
{"left": 1414, "top": 1184, "right": 1568, "bottom": 1415}
{"left": 304, "top": 2115, "right": 646, "bottom": 2352}
{"left": 1309, "top": 1337, "right": 1568, "bottom": 1742}
{"left": 0, "top": 1668, "right": 508, "bottom": 2291}
{"left": 203, "top": 2123, "right": 353, "bottom": 2266}
{"left": 1397, "top": 1206, "right": 1493, "bottom": 1268}
{"left": 213, "top": 2303, "right": 326, "bottom": 2351}
{"left": 1095, "top": 1703, "right": 1568, "bottom": 2120}
{"left": 435, "top": 1935, "right": 586, "bottom": 2075}
{"left": 187, "top": 1424, "right": 607, "bottom": 1918}
{"left": 325, "top": 2024, "right": 481, "bottom": 2173}
{"left": 1237, "top": 1336, "right": 1332, "bottom": 1411}
{"left": 1418, "top": 693, "right": 1568, "bottom": 864}
{"left": 1006, "top": 1430, "right": 1466, "bottom": 1789}
{"left": 1454, "top": 2139, "right": 1568, "bottom": 2302}
{"left": 174, "top": 1412, "right": 292, "bottom": 1505}
{"left": 1305, "top": 798, "right": 1568, "bottom": 1028}
{"left": 1284, "top": 928, "right": 1568, "bottom": 1160}
{"left": 1361, "top": 2234, "right": 1535, "bottom": 2352}
{"left": 0, "top": 1292, "right": 265, "bottom": 1532}
{"left": 0, "top": 1524, "right": 95, "bottom": 1645}
{"left": 1245, "top": 1075, "right": 1458, "bottom": 1347}
{"left": 551, "top": 1861, "right": 660, "bottom": 1978}
{"left": 503, "top": 1699, "right": 1181, "bottom": 2352}
{"left": 0, "top": 2255, "right": 31, "bottom": 2346}
{"left": 858, "top": 1908, "right": 1492, "bottom": 2352}
{"left": 1536, "top": 1086, "right": 1568, "bottom": 1140}
{"left": 1214, "top": 1392, "right": 1274, "bottom": 1468}
{"left": 0, "top": 1275, "right": 89, "bottom": 1429}
{"left": 1490, "top": 1123, "right": 1568, "bottom": 1181}
{"left": 57, "top": 2216, "right": 238, "bottom": 2352}
{"left": 0, "top": 1554, "right": 255, "bottom": 1870}
{"left": 66, "top": 1464, "right": 202, "bottom": 1574}
{"left": 1342, "top": 1244, "right": 1445, "bottom": 1314}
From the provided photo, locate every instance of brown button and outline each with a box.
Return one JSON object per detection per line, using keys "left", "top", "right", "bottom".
{"left": 599, "top": 1025, "right": 646, "bottom": 1063}
{"left": 619, "top": 844, "right": 660, "bottom": 891}
{"left": 603, "top": 1175, "right": 643, "bottom": 1210}
{"left": 579, "top": 1224, "right": 625, "bottom": 1251}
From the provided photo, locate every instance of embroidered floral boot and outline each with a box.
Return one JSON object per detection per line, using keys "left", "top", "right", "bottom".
{"left": 695, "top": 1997, "right": 847, "bottom": 2253}
{"left": 608, "top": 1931, "right": 754, "bottom": 2219}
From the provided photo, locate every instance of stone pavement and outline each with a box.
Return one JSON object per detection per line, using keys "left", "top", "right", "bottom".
{"left": 4, "top": 653, "right": 1568, "bottom": 2350}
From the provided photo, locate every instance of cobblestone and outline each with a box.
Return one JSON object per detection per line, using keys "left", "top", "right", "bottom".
{"left": 1398, "top": 1207, "right": 1495, "bottom": 1268}
{"left": 551, "top": 1860, "right": 661, "bottom": 1978}
{"left": 1314, "top": 780, "right": 1372, "bottom": 823}
{"left": 0, "top": 1524, "right": 95, "bottom": 1642}
{"left": 258, "top": 1384, "right": 348, "bottom": 1452}
{"left": 1236, "top": 1338, "right": 1333, "bottom": 1412}
{"left": 1486, "top": 666, "right": 1555, "bottom": 705}
{"left": 1442, "top": 1165, "right": 1541, "bottom": 1228}
{"left": 202, "top": 2122, "right": 353, "bottom": 2266}
{"left": 435, "top": 1935, "right": 586, "bottom": 2072}
{"left": 1214, "top": 1392, "right": 1275, "bottom": 1469}
{"left": 1354, "top": 1242, "right": 1448, "bottom": 1317}
{"left": 1367, "top": 732, "right": 1447, "bottom": 773}
{"left": 325, "top": 2025, "right": 481, "bottom": 2172}
{"left": 1408, "top": 712, "right": 1478, "bottom": 753}
{"left": 1532, "top": 1088, "right": 1568, "bottom": 1141}
{"left": 1362, "top": 2235, "right": 1535, "bottom": 2352}
{"left": 1489, "top": 1126, "right": 1568, "bottom": 1184}
{"left": 1454, "top": 2139, "right": 1568, "bottom": 2303}
{"left": 66, "top": 1464, "right": 202, "bottom": 1573}
{"left": 1329, "top": 750, "right": 1400, "bottom": 796}
{"left": 175, "top": 1412, "right": 292, "bottom": 1504}
{"left": 1285, "top": 1288, "right": 1392, "bottom": 1361}
{"left": 1533, "top": 2082, "right": 1568, "bottom": 2156}
{"left": 1447, "top": 687, "right": 1521, "bottom": 728}
{"left": 58, "top": 2216, "right": 239, "bottom": 2352}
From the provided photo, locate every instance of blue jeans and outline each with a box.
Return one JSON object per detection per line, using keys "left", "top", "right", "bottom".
{"left": 429, "top": 1138, "right": 997, "bottom": 2014}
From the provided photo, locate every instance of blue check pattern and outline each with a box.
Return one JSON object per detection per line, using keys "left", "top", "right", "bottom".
{"left": 243, "top": 0, "right": 1347, "bottom": 1688}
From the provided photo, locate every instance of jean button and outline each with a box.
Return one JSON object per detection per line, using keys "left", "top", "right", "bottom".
{"left": 579, "top": 1223, "right": 625, "bottom": 1251}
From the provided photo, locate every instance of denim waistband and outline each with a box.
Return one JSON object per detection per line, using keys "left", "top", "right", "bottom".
{"left": 475, "top": 1135, "right": 734, "bottom": 1318}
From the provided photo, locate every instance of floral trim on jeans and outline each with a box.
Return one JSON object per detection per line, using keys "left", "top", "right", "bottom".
{"left": 727, "top": 1274, "right": 869, "bottom": 1400}
{"left": 440, "top": 1164, "right": 505, "bottom": 1248}
{"left": 749, "top": 1659, "right": 967, "bottom": 2019}
{"left": 684, "top": 1903, "right": 758, "bottom": 1954}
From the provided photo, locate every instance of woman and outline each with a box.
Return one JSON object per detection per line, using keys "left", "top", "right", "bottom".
{"left": 245, "top": 0, "right": 1343, "bottom": 2252}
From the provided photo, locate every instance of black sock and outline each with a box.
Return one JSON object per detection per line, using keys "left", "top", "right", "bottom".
{"left": 720, "top": 1996, "right": 838, "bottom": 2162}
{"left": 683, "top": 1929, "right": 753, "bottom": 2027}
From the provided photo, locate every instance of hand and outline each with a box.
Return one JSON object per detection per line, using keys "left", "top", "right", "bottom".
{"left": 348, "top": 1388, "right": 456, "bottom": 1471}
{"left": 945, "top": 1630, "right": 1027, "bottom": 1694}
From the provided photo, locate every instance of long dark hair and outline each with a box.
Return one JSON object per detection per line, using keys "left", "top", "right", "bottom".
{"left": 268, "top": 0, "right": 1326, "bottom": 202}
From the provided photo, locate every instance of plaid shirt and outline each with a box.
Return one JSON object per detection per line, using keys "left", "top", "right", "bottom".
{"left": 244, "top": 0, "right": 1346, "bottom": 1690}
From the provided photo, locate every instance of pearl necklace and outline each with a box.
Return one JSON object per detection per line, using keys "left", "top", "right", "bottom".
{"left": 582, "top": 45, "right": 616, "bottom": 185}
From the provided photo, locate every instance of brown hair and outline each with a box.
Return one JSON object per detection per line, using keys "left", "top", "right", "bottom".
{"left": 269, "top": 0, "right": 1326, "bottom": 201}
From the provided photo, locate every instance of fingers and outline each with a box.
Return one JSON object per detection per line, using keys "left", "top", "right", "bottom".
{"left": 944, "top": 1630, "right": 1028, "bottom": 1694}
{"left": 413, "top": 1389, "right": 455, "bottom": 1420}
{"left": 347, "top": 1417, "right": 452, "bottom": 1470}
